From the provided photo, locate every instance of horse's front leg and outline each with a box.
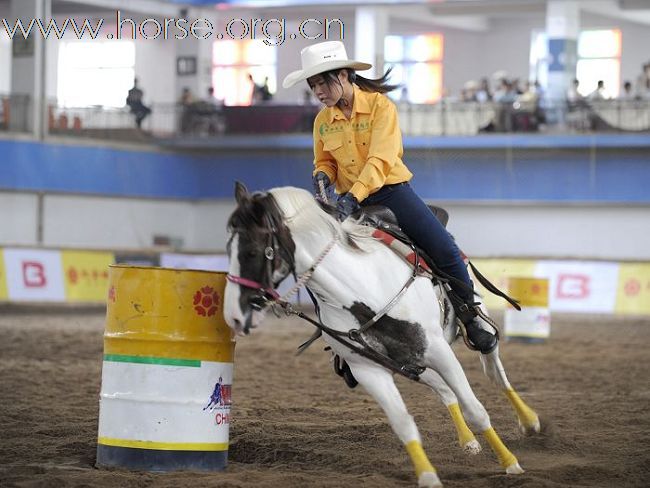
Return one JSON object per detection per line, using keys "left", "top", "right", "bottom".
{"left": 479, "top": 349, "right": 541, "bottom": 435}
{"left": 347, "top": 360, "right": 442, "bottom": 488}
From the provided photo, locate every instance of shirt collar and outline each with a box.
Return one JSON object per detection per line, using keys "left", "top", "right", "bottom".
{"left": 327, "top": 85, "right": 371, "bottom": 123}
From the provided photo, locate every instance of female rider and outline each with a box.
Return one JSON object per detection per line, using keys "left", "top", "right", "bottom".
{"left": 282, "top": 41, "right": 496, "bottom": 355}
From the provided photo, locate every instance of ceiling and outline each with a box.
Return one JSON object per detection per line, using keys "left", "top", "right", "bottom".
{"left": 0, "top": 1, "right": 648, "bottom": 28}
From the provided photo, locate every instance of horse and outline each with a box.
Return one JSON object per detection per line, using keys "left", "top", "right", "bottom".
{"left": 223, "top": 183, "right": 540, "bottom": 488}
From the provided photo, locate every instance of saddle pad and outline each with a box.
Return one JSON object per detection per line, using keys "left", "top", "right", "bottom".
{"left": 372, "top": 229, "right": 433, "bottom": 277}
{"left": 372, "top": 229, "right": 470, "bottom": 273}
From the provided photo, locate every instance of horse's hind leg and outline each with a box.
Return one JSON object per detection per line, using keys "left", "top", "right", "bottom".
{"left": 479, "top": 348, "right": 540, "bottom": 435}
{"left": 419, "top": 370, "right": 481, "bottom": 455}
{"left": 426, "top": 343, "right": 524, "bottom": 475}
{"left": 348, "top": 360, "right": 442, "bottom": 488}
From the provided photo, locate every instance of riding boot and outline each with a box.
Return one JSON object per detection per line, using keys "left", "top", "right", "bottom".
{"left": 463, "top": 316, "right": 499, "bottom": 354}
{"left": 453, "top": 299, "right": 498, "bottom": 355}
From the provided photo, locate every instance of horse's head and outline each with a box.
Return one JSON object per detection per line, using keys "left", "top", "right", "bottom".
{"left": 224, "top": 182, "right": 296, "bottom": 336}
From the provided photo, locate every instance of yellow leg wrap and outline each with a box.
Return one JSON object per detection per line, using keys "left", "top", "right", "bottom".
{"left": 405, "top": 440, "right": 436, "bottom": 477}
{"left": 504, "top": 388, "right": 539, "bottom": 429}
{"left": 447, "top": 403, "right": 476, "bottom": 447}
{"left": 482, "top": 427, "right": 518, "bottom": 468}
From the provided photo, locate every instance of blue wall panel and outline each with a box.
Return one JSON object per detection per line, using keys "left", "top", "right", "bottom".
{"left": 1, "top": 137, "right": 649, "bottom": 202}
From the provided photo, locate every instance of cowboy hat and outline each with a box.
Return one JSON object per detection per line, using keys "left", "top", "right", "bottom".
{"left": 282, "top": 41, "right": 372, "bottom": 89}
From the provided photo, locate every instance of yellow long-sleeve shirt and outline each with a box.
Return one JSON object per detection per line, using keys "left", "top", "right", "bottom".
{"left": 312, "top": 85, "right": 413, "bottom": 202}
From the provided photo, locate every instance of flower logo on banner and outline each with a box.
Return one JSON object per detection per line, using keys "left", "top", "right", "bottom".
{"left": 193, "top": 286, "right": 220, "bottom": 317}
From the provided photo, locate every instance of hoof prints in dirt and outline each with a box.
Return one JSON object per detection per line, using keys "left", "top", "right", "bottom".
{"left": 229, "top": 438, "right": 344, "bottom": 467}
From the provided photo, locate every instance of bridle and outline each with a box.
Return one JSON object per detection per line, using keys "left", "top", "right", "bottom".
{"left": 226, "top": 212, "right": 290, "bottom": 315}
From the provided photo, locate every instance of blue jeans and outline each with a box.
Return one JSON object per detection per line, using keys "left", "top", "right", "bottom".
{"left": 362, "top": 182, "right": 474, "bottom": 301}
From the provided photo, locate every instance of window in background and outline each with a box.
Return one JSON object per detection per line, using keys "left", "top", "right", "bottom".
{"left": 529, "top": 28, "right": 621, "bottom": 98}
{"left": 384, "top": 34, "right": 443, "bottom": 104}
{"left": 576, "top": 29, "right": 621, "bottom": 98}
{"left": 57, "top": 41, "right": 135, "bottom": 108}
{"left": 212, "top": 40, "right": 277, "bottom": 106}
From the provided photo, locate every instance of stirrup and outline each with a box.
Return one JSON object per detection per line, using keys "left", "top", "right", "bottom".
{"left": 333, "top": 354, "right": 358, "bottom": 389}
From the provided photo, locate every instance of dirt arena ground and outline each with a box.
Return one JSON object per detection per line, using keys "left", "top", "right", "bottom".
{"left": 1, "top": 309, "right": 649, "bottom": 488}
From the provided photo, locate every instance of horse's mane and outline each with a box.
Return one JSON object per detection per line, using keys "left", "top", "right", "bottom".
{"left": 268, "top": 186, "right": 376, "bottom": 252}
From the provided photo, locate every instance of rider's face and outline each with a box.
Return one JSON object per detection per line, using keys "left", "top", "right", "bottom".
{"left": 308, "top": 74, "right": 343, "bottom": 107}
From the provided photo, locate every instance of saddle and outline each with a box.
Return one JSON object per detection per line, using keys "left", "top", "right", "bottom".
{"left": 357, "top": 204, "right": 520, "bottom": 310}
{"left": 358, "top": 204, "right": 451, "bottom": 281}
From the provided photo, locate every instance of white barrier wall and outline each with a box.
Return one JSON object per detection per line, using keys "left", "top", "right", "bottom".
{"left": 1, "top": 190, "right": 650, "bottom": 261}
{"left": 0, "top": 193, "right": 39, "bottom": 245}
{"left": 443, "top": 202, "right": 650, "bottom": 261}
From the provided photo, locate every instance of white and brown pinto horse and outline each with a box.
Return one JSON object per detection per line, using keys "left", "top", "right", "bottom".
{"left": 223, "top": 183, "right": 540, "bottom": 488}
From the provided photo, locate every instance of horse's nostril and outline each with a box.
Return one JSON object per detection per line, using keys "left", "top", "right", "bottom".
{"left": 233, "top": 318, "right": 242, "bottom": 330}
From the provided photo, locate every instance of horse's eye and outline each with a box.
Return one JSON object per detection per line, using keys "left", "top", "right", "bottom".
{"left": 247, "top": 250, "right": 258, "bottom": 258}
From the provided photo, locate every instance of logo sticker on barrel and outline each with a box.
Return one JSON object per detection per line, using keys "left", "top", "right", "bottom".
{"left": 203, "top": 376, "right": 232, "bottom": 426}
{"left": 193, "top": 286, "right": 220, "bottom": 317}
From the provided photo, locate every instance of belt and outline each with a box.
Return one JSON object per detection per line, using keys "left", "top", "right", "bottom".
{"left": 383, "top": 181, "right": 409, "bottom": 189}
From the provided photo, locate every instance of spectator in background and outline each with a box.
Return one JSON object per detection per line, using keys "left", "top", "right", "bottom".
{"left": 399, "top": 86, "right": 409, "bottom": 104}
{"left": 248, "top": 73, "right": 262, "bottom": 104}
{"left": 619, "top": 81, "right": 635, "bottom": 101}
{"left": 461, "top": 80, "right": 478, "bottom": 102}
{"left": 126, "top": 78, "right": 151, "bottom": 129}
{"left": 260, "top": 77, "right": 273, "bottom": 102}
{"left": 588, "top": 80, "right": 609, "bottom": 100}
{"left": 635, "top": 62, "right": 650, "bottom": 99}
{"left": 566, "top": 78, "right": 583, "bottom": 104}
{"left": 197, "top": 87, "right": 224, "bottom": 134}
{"left": 179, "top": 87, "right": 194, "bottom": 133}
{"left": 476, "top": 77, "right": 492, "bottom": 103}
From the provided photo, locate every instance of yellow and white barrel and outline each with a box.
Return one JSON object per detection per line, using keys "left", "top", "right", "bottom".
{"left": 504, "top": 277, "right": 551, "bottom": 342}
{"left": 96, "top": 265, "right": 235, "bottom": 471}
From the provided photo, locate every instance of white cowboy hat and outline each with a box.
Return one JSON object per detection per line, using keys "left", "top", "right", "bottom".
{"left": 282, "top": 41, "right": 372, "bottom": 89}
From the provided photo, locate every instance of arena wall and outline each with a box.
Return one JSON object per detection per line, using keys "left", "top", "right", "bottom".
{"left": 1, "top": 135, "right": 649, "bottom": 258}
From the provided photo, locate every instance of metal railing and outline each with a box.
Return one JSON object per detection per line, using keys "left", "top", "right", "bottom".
{"left": 1, "top": 94, "right": 649, "bottom": 142}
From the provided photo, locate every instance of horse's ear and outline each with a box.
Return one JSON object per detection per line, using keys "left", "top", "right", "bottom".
{"left": 234, "top": 181, "right": 249, "bottom": 204}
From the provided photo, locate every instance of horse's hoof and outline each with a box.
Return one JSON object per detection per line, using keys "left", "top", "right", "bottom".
{"left": 462, "top": 439, "right": 482, "bottom": 455}
{"left": 418, "top": 471, "right": 443, "bottom": 487}
{"left": 518, "top": 418, "right": 541, "bottom": 436}
{"left": 505, "top": 462, "right": 525, "bottom": 475}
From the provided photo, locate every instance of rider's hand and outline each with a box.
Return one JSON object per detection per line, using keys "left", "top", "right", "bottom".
{"left": 312, "top": 172, "right": 331, "bottom": 198}
{"left": 336, "top": 192, "right": 361, "bottom": 219}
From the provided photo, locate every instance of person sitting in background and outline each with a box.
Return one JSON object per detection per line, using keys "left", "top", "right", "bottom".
{"left": 461, "top": 80, "right": 478, "bottom": 102}
{"left": 126, "top": 78, "right": 151, "bottom": 129}
{"left": 476, "top": 77, "right": 492, "bottom": 103}
{"left": 588, "top": 80, "right": 609, "bottom": 101}
{"left": 566, "top": 78, "right": 582, "bottom": 104}
{"left": 619, "top": 81, "right": 635, "bottom": 101}
{"left": 635, "top": 62, "right": 650, "bottom": 100}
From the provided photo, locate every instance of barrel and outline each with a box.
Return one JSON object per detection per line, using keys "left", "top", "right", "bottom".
{"left": 504, "top": 277, "right": 551, "bottom": 343}
{"left": 96, "top": 265, "right": 235, "bottom": 471}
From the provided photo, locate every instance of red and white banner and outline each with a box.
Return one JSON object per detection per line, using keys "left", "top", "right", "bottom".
{"left": 3, "top": 248, "right": 66, "bottom": 302}
{"left": 534, "top": 260, "right": 619, "bottom": 313}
